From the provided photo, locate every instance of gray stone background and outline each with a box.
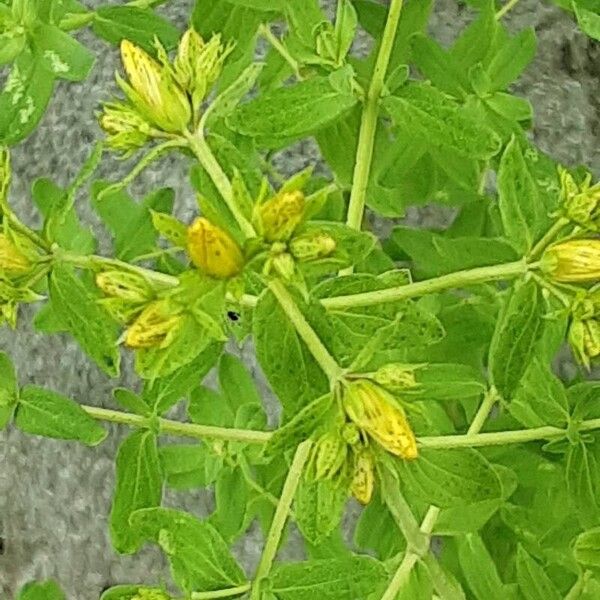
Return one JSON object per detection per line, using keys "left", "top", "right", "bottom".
{"left": 1, "top": 0, "right": 599, "bottom": 598}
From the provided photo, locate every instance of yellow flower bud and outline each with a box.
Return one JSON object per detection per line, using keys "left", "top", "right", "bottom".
{"left": 271, "top": 252, "right": 296, "bottom": 281}
{"left": 350, "top": 450, "right": 375, "bottom": 505}
{"left": 343, "top": 379, "right": 418, "bottom": 460}
{"left": 95, "top": 270, "right": 153, "bottom": 303}
{"left": 312, "top": 432, "right": 347, "bottom": 481}
{"left": 118, "top": 39, "right": 191, "bottom": 134}
{"left": 559, "top": 167, "right": 600, "bottom": 230}
{"left": 187, "top": 217, "right": 244, "bottom": 279}
{"left": 371, "top": 364, "right": 420, "bottom": 393}
{"left": 125, "top": 300, "right": 182, "bottom": 349}
{"left": 289, "top": 232, "right": 336, "bottom": 261}
{"left": 257, "top": 191, "right": 306, "bottom": 242}
{"left": 542, "top": 240, "right": 600, "bottom": 283}
{"left": 0, "top": 233, "right": 30, "bottom": 273}
{"left": 569, "top": 318, "right": 600, "bottom": 368}
{"left": 99, "top": 101, "right": 153, "bottom": 156}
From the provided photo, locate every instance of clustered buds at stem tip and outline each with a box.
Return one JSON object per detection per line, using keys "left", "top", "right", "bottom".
{"left": 256, "top": 190, "right": 306, "bottom": 242}
{"left": 289, "top": 232, "right": 337, "bottom": 261}
{"left": 541, "top": 240, "right": 600, "bottom": 283}
{"left": 187, "top": 217, "right": 244, "bottom": 279}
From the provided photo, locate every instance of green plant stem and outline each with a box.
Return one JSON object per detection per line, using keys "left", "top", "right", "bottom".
{"left": 81, "top": 405, "right": 271, "bottom": 444}
{"left": 259, "top": 24, "right": 303, "bottom": 80}
{"left": 345, "top": 0, "right": 404, "bottom": 232}
{"left": 185, "top": 131, "right": 256, "bottom": 239}
{"left": 251, "top": 440, "right": 312, "bottom": 599}
{"left": 324, "top": 259, "right": 529, "bottom": 310}
{"left": 495, "top": 0, "right": 521, "bottom": 19}
{"left": 268, "top": 279, "right": 344, "bottom": 382}
{"left": 55, "top": 249, "right": 179, "bottom": 288}
{"left": 7, "top": 214, "right": 51, "bottom": 252}
{"left": 529, "top": 217, "right": 570, "bottom": 260}
{"left": 190, "top": 584, "right": 252, "bottom": 600}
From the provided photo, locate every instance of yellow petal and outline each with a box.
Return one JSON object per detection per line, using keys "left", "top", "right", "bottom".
{"left": 542, "top": 240, "right": 600, "bottom": 283}
{"left": 350, "top": 450, "right": 375, "bottom": 505}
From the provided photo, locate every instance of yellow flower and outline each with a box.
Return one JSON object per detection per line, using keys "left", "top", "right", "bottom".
{"left": 118, "top": 39, "right": 191, "bottom": 134}
{"left": 343, "top": 379, "right": 418, "bottom": 460}
{"left": 0, "top": 233, "right": 30, "bottom": 273}
{"left": 256, "top": 190, "right": 306, "bottom": 242}
{"left": 312, "top": 432, "right": 347, "bottom": 481}
{"left": 95, "top": 270, "right": 153, "bottom": 303}
{"left": 542, "top": 240, "right": 600, "bottom": 283}
{"left": 125, "top": 300, "right": 182, "bottom": 349}
{"left": 187, "top": 217, "right": 244, "bottom": 279}
{"left": 350, "top": 450, "right": 375, "bottom": 505}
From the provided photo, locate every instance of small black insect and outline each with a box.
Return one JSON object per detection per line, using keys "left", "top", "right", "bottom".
{"left": 227, "top": 310, "right": 240, "bottom": 322}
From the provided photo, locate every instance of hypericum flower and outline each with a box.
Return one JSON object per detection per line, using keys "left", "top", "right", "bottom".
{"left": 289, "top": 232, "right": 336, "bottom": 261}
{"left": 542, "top": 240, "right": 600, "bottom": 283}
{"left": 187, "top": 217, "right": 244, "bottom": 279}
{"left": 311, "top": 432, "right": 348, "bottom": 481}
{"left": 116, "top": 39, "right": 192, "bottom": 134}
{"left": 174, "top": 29, "right": 233, "bottom": 110}
{"left": 0, "top": 233, "right": 30, "bottom": 273}
{"left": 343, "top": 379, "right": 418, "bottom": 460}
{"left": 350, "top": 449, "right": 375, "bottom": 505}
{"left": 125, "top": 300, "right": 182, "bottom": 349}
{"left": 256, "top": 190, "right": 306, "bottom": 242}
{"left": 98, "top": 101, "right": 154, "bottom": 157}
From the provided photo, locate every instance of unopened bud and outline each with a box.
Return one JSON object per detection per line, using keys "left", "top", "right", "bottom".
{"left": 312, "top": 432, "right": 347, "bottom": 480}
{"left": 371, "top": 364, "right": 420, "bottom": 393}
{"left": 569, "top": 318, "right": 600, "bottom": 369}
{"left": 187, "top": 218, "right": 244, "bottom": 279}
{"left": 542, "top": 240, "right": 600, "bottom": 283}
{"left": 343, "top": 379, "right": 418, "bottom": 460}
{"left": 350, "top": 450, "right": 375, "bottom": 505}
{"left": 0, "top": 234, "right": 30, "bottom": 273}
{"left": 118, "top": 39, "right": 191, "bottom": 134}
{"left": 271, "top": 253, "right": 296, "bottom": 281}
{"left": 96, "top": 270, "right": 153, "bottom": 303}
{"left": 257, "top": 191, "right": 306, "bottom": 242}
{"left": 99, "top": 101, "right": 152, "bottom": 156}
{"left": 341, "top": 422, "right": 361, "bottom": 446}
{"left": 289, "top": 232, "right": 336, "bottom": 261}
{"left": 559, "top": 167, "right": 600, "bottom": 229}
{"left": 125, "top": 300, "right": 182, "bottom": 349}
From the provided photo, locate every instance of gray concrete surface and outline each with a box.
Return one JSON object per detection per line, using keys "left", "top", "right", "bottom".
{"left": 1, "top": 0, "right": 599, "bottom": 598}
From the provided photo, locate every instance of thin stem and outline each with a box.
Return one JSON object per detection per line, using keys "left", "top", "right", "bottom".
{"left": 467, "top": 388, "right": 498, "bottom": 435}
{"left": 7, "top": 214, "right": 51, "bottom": 252}
{"left": 251, "top": 441, "right": 312, "bottom": 599}
{"left": 185, "top": 131, "right": 256, "bottom": 239}
{"left": 529, "top": 217, "right": 570, "bottom": 260}
{"left": 324, "top": 260, "right": 529, "bottom": 310}
{"left": 81, "top": 405, "right": 272, "bottom": 444}
{"left": 55, "top": 250, "right": 180, "bottom": 289}
{"left": 190, "top": 584, "right": 252, "bottom": 600}
{"left": 345, "top": 0, "right": 405, "bottom": 232}
{"left": 259, "top": 24, "right": 303, "bottom": 80}
{"left": 531, "top": 272, "right": 572, "bottom": 308}
{"left": 268, "top": 279, "right": 344, "bottom": 382}
{"left": 495, "top": 0, "right": 522, "bottom": 19}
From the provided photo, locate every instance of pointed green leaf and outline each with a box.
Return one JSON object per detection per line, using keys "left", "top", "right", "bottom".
{"left": 516, "top": 546, "right": 562, "bottom": 600}
{"left": 18, "top": 580, "right": 65, "bottom": 600}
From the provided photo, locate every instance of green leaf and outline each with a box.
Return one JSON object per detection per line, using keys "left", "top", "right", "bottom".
{"left": 488, "top": 280, "right": 545, "bottom": 399}
{"left": 574, "top": 3, "right": 600, "bottom": 39}
{"left": 0, "top": 49, "right": 55, "bottom": 146}
{"left": 567, "top": 441, "right": 600, "bottom": 528}
{"left": 219, "top": 353, "right": 262, "bottom": 412}
{"left": 382, "top": 83, "right": 501, "bottom": 160}
{"left": 487, "top": 28, "right": 536, "bottom": 91}
{"left": 354, "top": 493, "right": 404, "bottom": 559}
{"left": 253, "top": 290, "right": 329, "bottom": 416}
{"left": 227, "top": 75, "right": 358, "bottom": 148}
{"left": 160, "top": 443, "right": 221, "bottom": 490}
{"left": 0, "top": 351, "right": 18, "bottom": 429}
{"left": 14, "top": 385, "right": 107, "bottom": 445}
{"left": 32, "top": 23, "right": 94, "bottom": 81}
{"left": 49, "top": 264, "right": 121, "bottom": 376}
{"left": 434, "top": 499, "right": 502, "bottom": 536}
{"left": 109, "top": 430, "right": 163, "bottom": 554}
{"left": 17, "top": 580, "right": 65, "bottom": 600}
{"left": 295, "top": 476, "right": 349, "bottom": 545}
{"left": 397, "top": 448, "right": 503, "bottom": 507}
{"left": 210, "top": 465, "right": 249, "bottom": 542}
{"left": 112, "top": 388, "right": 151, "bottom": 417}
{"left": 457, "top": 534, "right": 508, "bottom": 600}
{"left": 509, "top": 359, "right": 570, "bottom": 428}
{"left": 497, "top": 137, "right": 546, "bottom": 253}
{"left": 129, "top": 507, "right": 247, "bottom": 593}
{"left": 143, "top": 345, "right": 221, "bottom": 414}
{"left": 92, "top": 6, "right": 179, "bottom": 53}
{"left": 574, "top": 527, "right": 600, "bottom": 568}
{"left": 410, "top": 363, "right": 487, "bottom": 401}
{"left": 388, "top": 226, "right": 519, "bottom": 278}
{"left": 92, "top": 182, "right": 174, "bottom": 262}
{"left": 32, "top": 177, "right": 96, "bottom": 254}
{"left": 100, "top": 586, "right": 171, "bottom": 600}
{"left": 516, "top": 545, "right": 562, "bottom": 600}
{"left": 269, "top": 556, "right": 388, "bottom": 600}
